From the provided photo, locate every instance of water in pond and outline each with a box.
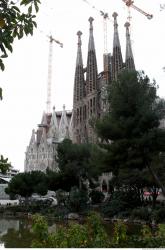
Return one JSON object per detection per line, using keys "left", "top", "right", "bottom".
{"left": 0, "top": 217, "right": 142, "bottom": 248}
{"left": 0, "top": 217, "right": 35, "bottom": 248}
{"left": 0, "top": 216, "right": 69, "bottom": 248}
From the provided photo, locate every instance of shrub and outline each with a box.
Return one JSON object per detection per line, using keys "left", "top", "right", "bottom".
{"left": 131, "top": 207, "right": 151, "bottom": 221}
{"left": 31, "top": 212, "right": 165, "bottom": 248}
{"left": 53, "top": 206, "right": 69, "bottom": 219}
{"left": 101, "top": 191, "right": 130, "bottom": 217}
{"left": 31, "top": 212, "right": 110, "bottom": 248}
{"left": 152, "top": 207, "right": 165, "bottom": 223}
{"left": 89, "top": 190, "right": 105, "bottom": 204}
{"left": 56, "top": 189, "right": 68, "bottom": 206}
{"left": 102, "top": 199, "right": 127, "bottom": 217}
{"left": 67, "top": 186, "right": 89, "bottom": 212}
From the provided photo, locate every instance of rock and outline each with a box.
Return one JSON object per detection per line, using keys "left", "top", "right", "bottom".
{"left": 67, "top": 213, "right": 79, "bottom": 220}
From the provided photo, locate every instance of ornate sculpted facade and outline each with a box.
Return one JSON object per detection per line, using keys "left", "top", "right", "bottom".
{"left": 24, "top": 106, "right": 72, "bottom": 172}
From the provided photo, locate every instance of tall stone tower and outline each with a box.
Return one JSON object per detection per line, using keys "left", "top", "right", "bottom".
{"left": 73, "top": 17, "right": 99, "bottom": 144}
{"left": 125, "top": 22, "right": 135, "bottom": 70}
{"left": 73, "top": 31, "right": 86, "bottom": 143}
{"left": 72, "top": 15, "right": 135, "bottom": 145}
{"left": 85, "top": 17, "right": 99, "bottom": 143}
{"left": 111, "top": 12, "right": 123, "bottom": 81}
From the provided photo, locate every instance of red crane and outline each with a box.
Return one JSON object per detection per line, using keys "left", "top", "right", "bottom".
{"left": 122, "top": 0, "right": 153, "bottom": 20}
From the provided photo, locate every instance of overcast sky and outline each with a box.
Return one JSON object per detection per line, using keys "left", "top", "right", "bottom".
{"left": 0, "top": 0, "right": 165, "bottom": 172}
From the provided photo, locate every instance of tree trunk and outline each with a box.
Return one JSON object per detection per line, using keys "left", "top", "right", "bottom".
{"left": 147, "top": 164, "right": 165, "bottom": 197}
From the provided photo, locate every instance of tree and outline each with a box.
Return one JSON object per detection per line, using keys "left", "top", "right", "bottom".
{"left": 6, "top": 170, "right": 47, "bottom": 198}
{"left": 56, "top": 139, "right": 101, "bottom": 190}
{"left": 110, "top": 168, "right": 147, "bottom": 206}
{"left": 0, "top": 0, "right": 40, "bottom": 70}
{"left": 46, "top": 169, "right": 79, "bottom": 192}
{"left": 0, "top": 0, "right": 40, "bottom": 99}
{"left": 96, "top": 70, "right": 165, "bottom": 195}
{"left": 0, "top": 154, "right": 11, "bottom": 174}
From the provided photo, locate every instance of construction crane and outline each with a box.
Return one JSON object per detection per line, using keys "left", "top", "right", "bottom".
{"left": 46, "top": 35, "right": 63, "bottom": 114}
{"left": 82, "top": 0, "right": 112, "bottom": 54}
{"left": 82, "top": 0, "right": 112, "bottom": 82}
{"left": 122, "top": 0, "right": 153, "bottom": 20}
{"left": 160, "top": 4, "right": 165, "bottom": 11}
{"left": 100, "top": 11, "right": 109, "bottom": 54}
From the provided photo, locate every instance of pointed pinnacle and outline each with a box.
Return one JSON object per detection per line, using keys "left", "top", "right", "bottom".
{"left": 77, "top": 31, "right": 82, "bottom": 37}
{"left": 124, "top": 22, "right": 130, "bottom": 29}
{"left": 77, "top": 31, "right": 82, "bottom": 46}
{"left": 88, "top": 16, "right": 94, "bottom": 30}
{"left": 112, "top": 12, "right": 118, "bottom": 19}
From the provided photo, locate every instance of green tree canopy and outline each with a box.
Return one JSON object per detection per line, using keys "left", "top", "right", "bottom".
{"left": 0, "top": 154, "right": 11, "bottom": 174}
{"left": 56, "top": 139, "right": 102, "bottom": 190}
{"left": 96, "top": 70, "right": 165, "bottom": 194}
{"left": 0, "top": 0, "right": 40, "bottom": 69}
{"left": 0, "top": 0, "right": 40, "bottom": 100}
{"left": 6, "top": 170, "right": 47, "bottom": 198}
{"left": 46, "top": 139, "right": 102, "bottom": 192}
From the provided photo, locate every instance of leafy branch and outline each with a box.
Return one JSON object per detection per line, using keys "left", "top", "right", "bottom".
{"left": 0, "top": 0, "right": 40, "bottom": 70}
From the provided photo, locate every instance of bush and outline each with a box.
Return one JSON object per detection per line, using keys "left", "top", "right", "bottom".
{"left": 31, "top": 212, "right": 110, "bottom": 248}
{"left": 56, "top": 189, "right": 68, "bottom": 206}
{"left": 53, "top": 206, "right": 69, "bottom": 219}
{"left": 102, "top": 199, "right": 127, "bottom": 217}
{"left": 131, "top": 207, "right": 151, "bottom": 221}
{"left": 102, "top": 190, "right": 142, "bottom": 218}
{"left": 101, "top": 191, "right": 129, "bottom": 217}
{"left": 152, "top": 207, "right": 165, "bottom": 223}
{"left": 89, "top": 190, "right": 105, "bottom": 204}
{"left": 67, "top": 186, "right": 89, "bottom": 212}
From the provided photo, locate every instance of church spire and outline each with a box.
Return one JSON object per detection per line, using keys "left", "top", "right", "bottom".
{"left": 73, "top": 31, "right": 85, "bottom": 104}
{"left": 86, "top": 17, "right": 98, "bottom": 95}
{"left": 76, "top": 31, "right": 83, "bottom": 66}
{"left": 125, "top": 22, "right": 135, "bottom": 71}
{"left": 88, "top": 17, "right": 95, "bottom": 51}
{"left": 73, "top": 30, "right": 86, "bottom": 143}
{"left": 112, "top": 12, "right": 123, "bottom": 80}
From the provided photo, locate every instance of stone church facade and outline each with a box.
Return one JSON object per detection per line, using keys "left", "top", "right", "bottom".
{"left": 72, "top": 14, "right": 135, "bottom": 144}
{"left": 24, "top": 106, "right": 72, "bottom": 172}
{"left": 24, "top": 13, "right": 135, "bottom": 191}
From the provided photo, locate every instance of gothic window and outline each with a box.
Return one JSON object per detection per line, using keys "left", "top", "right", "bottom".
{"left": 80, "top": 107, "right": 82, "bottom": 122}
{"left": 77, "top": 108, "right": 79, "bottom": 125}
{"left": 90, "top": 99, "right": 92, "bottom": 115}
{"left": 87, "top": 101, "right": 89, "bottom": 117}
{"left": 93, "top": 97, "right": 96, "bottom": 113}
{"left": 84, "top": 105, "right": 87, "bottom": 120}
{"left": 83, "top": 105, "right": 86, "bottom": 121}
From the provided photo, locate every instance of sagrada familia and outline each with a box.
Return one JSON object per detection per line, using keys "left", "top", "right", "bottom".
{"left": 24, "top": 13, "right": 135, "bottom": 176}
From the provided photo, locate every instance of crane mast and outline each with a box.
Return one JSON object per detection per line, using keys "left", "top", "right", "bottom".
{"left": 82, "top": 0, "right": 112, "bottom": 54}
{"left": 100, "top": 11, "right": 109, "bottom": 54}
{"left": 81, "top": 0, "right": 112, "bottom": 82}
{"left": 122, "top": 0, "right": 153, "bottom": 20}
{"left": 46, "top": 35, "right": 63, "bottom": 114}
